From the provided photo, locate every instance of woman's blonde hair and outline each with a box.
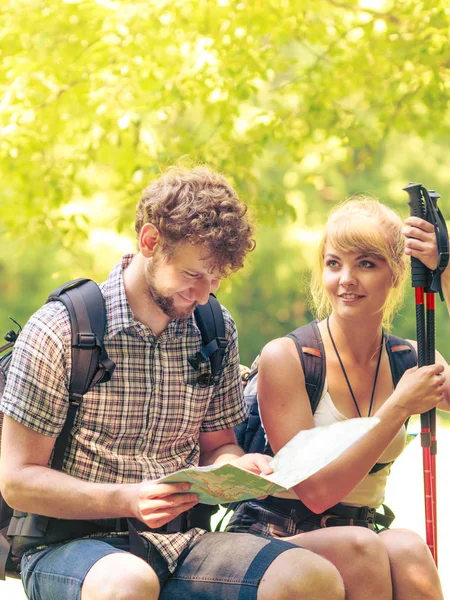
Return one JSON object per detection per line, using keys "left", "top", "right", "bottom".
{"left": 310, "top": 196, "right": 407, "bottom": 329}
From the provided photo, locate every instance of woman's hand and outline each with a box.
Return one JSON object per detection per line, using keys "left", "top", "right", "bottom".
{"left": 388, "top": 363, "right": 445, "bottom": 418}
{"left": 231, "top": 453, "right": 274, "bottom": 476}
{"left": 403, "top": 216, "right": 439, "bottom": 271}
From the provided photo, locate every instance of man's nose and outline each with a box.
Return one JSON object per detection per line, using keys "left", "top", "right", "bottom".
{"left": 194, "top": 279, "right": 213, "bottom": 305}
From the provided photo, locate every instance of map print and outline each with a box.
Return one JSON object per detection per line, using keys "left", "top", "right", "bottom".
{"left": 158, "top": 463, "right": 284, "bottom": 505}
{"left": 157, "top": 416, "right": 380, "bottom": 504}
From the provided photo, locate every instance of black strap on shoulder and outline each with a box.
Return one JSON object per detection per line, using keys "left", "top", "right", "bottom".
{"left": 368, "top": 334, "right": 417, "bottom": 474}
{"left": 189, "top": 294, "right": 228, "bottom": 382}
{"left": 48, "top": 279, "right": 115, "bottom": 397}
{"left": 46, "top": 279, "right": 115, "bottom": 471}
{"left": 286, "top": 320, "right": 326, "bottom": 412}
{"left": 285, "top": 324, "right": 417, "bottom": 476}
{"left": 385, "top": 334, "right": 417, "bottom": 386}
{"left": 4, "top": 279, "right": 116, "bottom": 563}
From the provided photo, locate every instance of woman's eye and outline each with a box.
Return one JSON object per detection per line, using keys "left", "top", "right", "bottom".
{"left": 360, "top": 260, "right": 375, "bottom": 268}
{"left": 325, "top": 260, "right": 339, "bottom": 268}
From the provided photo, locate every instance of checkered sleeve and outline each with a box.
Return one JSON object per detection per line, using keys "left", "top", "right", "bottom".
{"left": 200, "top": 308, "right": 247, "bottom": 431}
{"left": 0, "top": 303, "right": 71, "bottom": 437}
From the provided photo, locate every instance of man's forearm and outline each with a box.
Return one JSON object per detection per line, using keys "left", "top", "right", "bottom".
{"left": 199, "top": 443, "right": 244, "bottom": 466}
{"left": 2, "top": 465, "right": 136, "bottom": 520}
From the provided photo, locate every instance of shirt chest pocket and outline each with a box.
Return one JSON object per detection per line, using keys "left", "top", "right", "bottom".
{"left": 162, "top": 382, "right": 216, "bottom": 441}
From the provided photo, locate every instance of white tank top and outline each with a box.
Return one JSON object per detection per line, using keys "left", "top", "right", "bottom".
{"left": 312, "top": 380, "right": 406, "bottom": 507}
{"left": 271, "top": 380, "right": 406, "bottom": 507}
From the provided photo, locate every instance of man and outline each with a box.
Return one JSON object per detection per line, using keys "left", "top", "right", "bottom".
{"left": 0, "top": 167, "right": 344, "bottom": 600}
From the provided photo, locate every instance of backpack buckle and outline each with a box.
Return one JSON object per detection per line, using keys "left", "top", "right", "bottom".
{"left": 216, "top": 337, "right": 228, "bottom": 349}
{"left": 188, "top": 336, "right": 228, "bottom": 371}
{"left": 188, "top": 351, "right": 208, "bottom": 370}
{"left": 356, "top": 506, "right": 375, "bottom": 524}
{"left": 76, "top": 333, "right": 97, "bottom": 349}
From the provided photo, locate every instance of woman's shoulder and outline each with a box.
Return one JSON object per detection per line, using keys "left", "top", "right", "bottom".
{"left": 259, "top": 335, "right": 307, "bottom": 386}
{"left": 262, "top": 335, "right": 294, "bottom": 353}
{"left": 261, "top": 334, "right": 302, "bottom": 363}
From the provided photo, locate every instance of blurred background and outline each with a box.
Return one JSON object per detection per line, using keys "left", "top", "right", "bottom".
{"left": 1, "top": 0, "right": 449, "bottom": 595}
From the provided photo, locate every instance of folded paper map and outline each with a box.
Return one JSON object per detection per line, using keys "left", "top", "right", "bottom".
{"left": 156, "top": 417, "right": 380, "bottom": 504}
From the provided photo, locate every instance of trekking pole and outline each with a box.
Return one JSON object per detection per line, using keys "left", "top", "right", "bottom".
{"left": 425, "top": 286, "right": 437, "bottom": 562}
{"left": 425, "top": 189, "right": 445, "bottom": 563}
{"left": 403, "top": 183, "right": 449, "bottom": 566}
{"left": 404, "top": 183, "right": 435, "bottom": 562}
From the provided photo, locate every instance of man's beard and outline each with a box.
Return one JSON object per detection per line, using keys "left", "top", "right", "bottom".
{"left": 145, "top": 261, "right": 197, "bottom": 319}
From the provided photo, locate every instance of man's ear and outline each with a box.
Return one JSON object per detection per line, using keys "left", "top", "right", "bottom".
{"left": 139, "top": 223, "right": 160, "bottom": 257}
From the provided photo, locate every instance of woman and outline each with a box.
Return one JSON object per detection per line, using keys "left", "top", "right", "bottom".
{"left": 227, "top": 198, "right": 448, "bottom": 599}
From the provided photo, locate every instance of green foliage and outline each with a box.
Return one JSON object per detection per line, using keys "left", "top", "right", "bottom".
{"left": 218, "top": 226, "right": 315, "bottom": 366}
{"left": 2, "top": 0, "right": 450, "bottom": 407}
{"left": 2, "top": 0, "right": 450, "bottom": 237}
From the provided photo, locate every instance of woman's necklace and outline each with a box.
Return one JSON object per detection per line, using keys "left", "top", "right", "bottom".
{"left": 326, "top": 317, "right": 385, "bottom": 418}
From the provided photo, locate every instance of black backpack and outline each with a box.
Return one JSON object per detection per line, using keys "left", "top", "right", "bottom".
{"left": 235, "top": 320, "right": 417, "bottom": 464}
{"left": 0, "top": 278, "right": 227, "bottom": 579}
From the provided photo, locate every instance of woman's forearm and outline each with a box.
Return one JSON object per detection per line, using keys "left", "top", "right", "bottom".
{"left": 293, "top": 401, "right": 408, "bottom": 513}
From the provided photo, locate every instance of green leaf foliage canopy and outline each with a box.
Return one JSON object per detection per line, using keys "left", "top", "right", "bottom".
{"left": 1, "top": 0, "right": 450, "bottom": 371}
{"left": 2, "top": 0, "right": 449, "bottom": 236}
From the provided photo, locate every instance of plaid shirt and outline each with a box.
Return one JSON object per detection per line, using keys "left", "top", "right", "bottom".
{"left": 1, "top": 254, "right": 247, "bottom": 571}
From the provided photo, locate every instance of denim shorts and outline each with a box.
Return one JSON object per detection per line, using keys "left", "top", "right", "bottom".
{"left": 21, "top": 531, "right": 299, "bottom": 600}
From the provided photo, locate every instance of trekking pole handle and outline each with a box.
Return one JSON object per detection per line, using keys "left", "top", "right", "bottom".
{"left": 403, "top": 183, "right": 429, "bottom": 288}
{"left": 427, "top": 189, "right": 449, "bottom": 296}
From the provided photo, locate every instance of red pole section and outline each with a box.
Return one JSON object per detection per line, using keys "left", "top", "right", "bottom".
{"left": 426, "top": 291, "right": 438, "bottom": 565}
{"left": 423, "top": 445, "right": 437, "bottom": 564}
{"left": 415, "top": 287, "right": 424, "bottom": 305}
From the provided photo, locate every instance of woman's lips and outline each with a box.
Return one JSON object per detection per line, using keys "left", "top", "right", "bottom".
{"left": 339, "top": 293, "right": 364, "bottom": 303}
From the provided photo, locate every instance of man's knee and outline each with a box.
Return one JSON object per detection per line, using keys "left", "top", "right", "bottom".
{"left": 81, "top": 552, "right": 160, "bottom": 600}
{"left": 258, "top": 548, "right": 345, "bottom": 600}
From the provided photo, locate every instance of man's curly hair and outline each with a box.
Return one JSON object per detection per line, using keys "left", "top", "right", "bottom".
{"left": 135, "top": 166, "right": 255, "bottom": 275}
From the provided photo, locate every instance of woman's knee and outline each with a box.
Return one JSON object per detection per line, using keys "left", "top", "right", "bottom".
{"left": 291, "top": 526, "right": 392, "bottom": 598}
{"left": 380, "top": 529, "right": 442, "bottom": 597}
{"left": 381, "top": 528, "right": 433, "bottom": 565}
{"left": 258, "top": 548, "right": 345, "bottom": 600}
{"left": 292, "top": 526, "right": 390, "bottom": 574}
{"left": 81, "top": 552, "right": 160, "bottom": 600}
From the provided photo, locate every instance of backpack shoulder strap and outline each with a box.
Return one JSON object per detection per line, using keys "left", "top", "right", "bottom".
{"left": 385, "top": 334, "right": 417, "bottom": 387}
{"left": 47, "top": 278, "right": 115, "bottom": 398}
{"left": 286, "top": 320, "right": 326, "bottom": 413}
{"left": 46, "top": 278, "right": 115, "bottom": 470}
{"left": 190, "top": 294, "right": 228, "bottom": 381}
{"left": 368, "top": 333, "right": 417, "bottom": 474}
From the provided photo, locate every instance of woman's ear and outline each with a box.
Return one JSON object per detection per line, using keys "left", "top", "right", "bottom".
{"left": 139, "top": 223, "right": 160, "bottom": 257}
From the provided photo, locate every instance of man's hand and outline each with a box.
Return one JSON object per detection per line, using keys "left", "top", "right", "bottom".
{"left": 133, "top": 481, "right": 199, "bottom": 530}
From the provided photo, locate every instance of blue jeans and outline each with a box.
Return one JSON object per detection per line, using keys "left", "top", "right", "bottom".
{"left": 21, "top": 532, "right": 298, "bottom": 600}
